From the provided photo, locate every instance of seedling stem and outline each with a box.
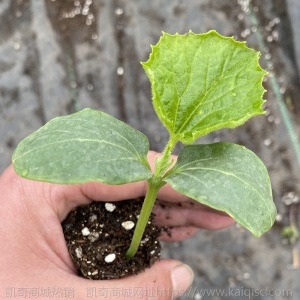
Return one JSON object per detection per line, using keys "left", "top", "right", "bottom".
{"left": 126, "top": 136, "right": 177, "bottom": 257}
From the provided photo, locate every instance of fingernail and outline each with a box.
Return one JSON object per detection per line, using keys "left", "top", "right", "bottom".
{"left": 171, "top": 263, "right": 194, "bottom": 294}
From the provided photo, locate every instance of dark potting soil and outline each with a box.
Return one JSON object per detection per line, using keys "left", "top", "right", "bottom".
{"left": 62, "top": 199, "right": 162, "bottom": 280}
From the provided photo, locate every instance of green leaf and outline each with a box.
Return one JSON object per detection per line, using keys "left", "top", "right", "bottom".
{"left": 12, "top": 108, "right": 152, "bottom": 184}
{"left": 142, "top": 30, "right": 267, "bottom": 144}
{"left": 164, "top": 143, "right": 276, "bottom": 236}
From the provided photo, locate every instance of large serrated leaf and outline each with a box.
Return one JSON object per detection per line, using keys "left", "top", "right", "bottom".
{"left": 164, "top": 143, "right": 276, "bottom": 236}
{"left": 142, "top": 30, "right": 267, "bottom": 144}
{"left": 12, "top": 108, "right": 152, "bottom": 184}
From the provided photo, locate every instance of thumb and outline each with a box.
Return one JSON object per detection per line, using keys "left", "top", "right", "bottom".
{"left": 72, "top": 259, "right": 194, "bottom": 300}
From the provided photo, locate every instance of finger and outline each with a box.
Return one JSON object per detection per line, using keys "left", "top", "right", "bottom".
{"left": 5, "top": 151, "right": 180, "bottom": 221}
{"left": 4, "top": 151, "right": 234, "bottom": 229}
{"left": 71, "top": 259, "right": 194, "bottom": 300}
{"left": 158, "top": 184, "right": 191, "bottom": 203}
{"left": 153, "top": 204, "right": 235, "bottom": 230}
{"left": 38, "top": 152, "right": 164, "bottom": 219}
{"left": 1, "top": 165, "right": 148, "bottom": 221}
{"left": 2, "top": 259, "right": 193, "bottom": 300}
{"left": 57, "top": 150, "right": 162, "bottom": 206}
{"left": 160, "top": 226, "right": 199, "bottom": 241}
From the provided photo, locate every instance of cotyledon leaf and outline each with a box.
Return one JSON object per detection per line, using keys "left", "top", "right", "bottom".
{"left": 142, "top": 30, "right": 267, "bottom": 144}
{"left": 164, "top": 143, "right": 276, "bottom": 237}
{"left": 12, "top": 108, "right": 153, "bottom": 184}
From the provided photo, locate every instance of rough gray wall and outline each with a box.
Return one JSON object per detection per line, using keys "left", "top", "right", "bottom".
{"left": 287, "top": 0, "right": 300, "bottom": 75}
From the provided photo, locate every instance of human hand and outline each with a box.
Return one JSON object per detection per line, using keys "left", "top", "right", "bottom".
{"left": 0, "top": 151, "right": 234, "bottom": 300}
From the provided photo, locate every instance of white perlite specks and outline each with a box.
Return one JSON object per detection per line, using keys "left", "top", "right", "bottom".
{"left": 121, "top": 220, "right": 135, "bottom": 230}
{"left": 104, "top": 253, "right": 116, "bottom": 263}
{"left": 88, "top": 231, "right": 99, "bottom": 242}
{"left": 89, "top": 214, "right": 97, "bottom": 222}
{"left": 105, "top": 203, "right": 116, "bottom": 212}
{"left": 140, "top": 237, "right": 149, "bottom": 244}
{"left": 81, "top": 227, "right": 91, "bottom": 236}
{"left": 75, "top": 246, "right": 83, "bottom": 259}
{"left": 91, "top": 270, "right": 99, "bottom": 276}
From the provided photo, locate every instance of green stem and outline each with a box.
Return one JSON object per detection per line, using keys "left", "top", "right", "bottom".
{"left": 126, "top": 135, "right": 178, "bottom": 258}
{"left": 126, "top": 177, "right": 164, "bottom": 257}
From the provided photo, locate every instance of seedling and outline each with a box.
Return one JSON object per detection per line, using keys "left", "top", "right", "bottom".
{"left": 12, "top": 31, "right": 276, "bottom": 258}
